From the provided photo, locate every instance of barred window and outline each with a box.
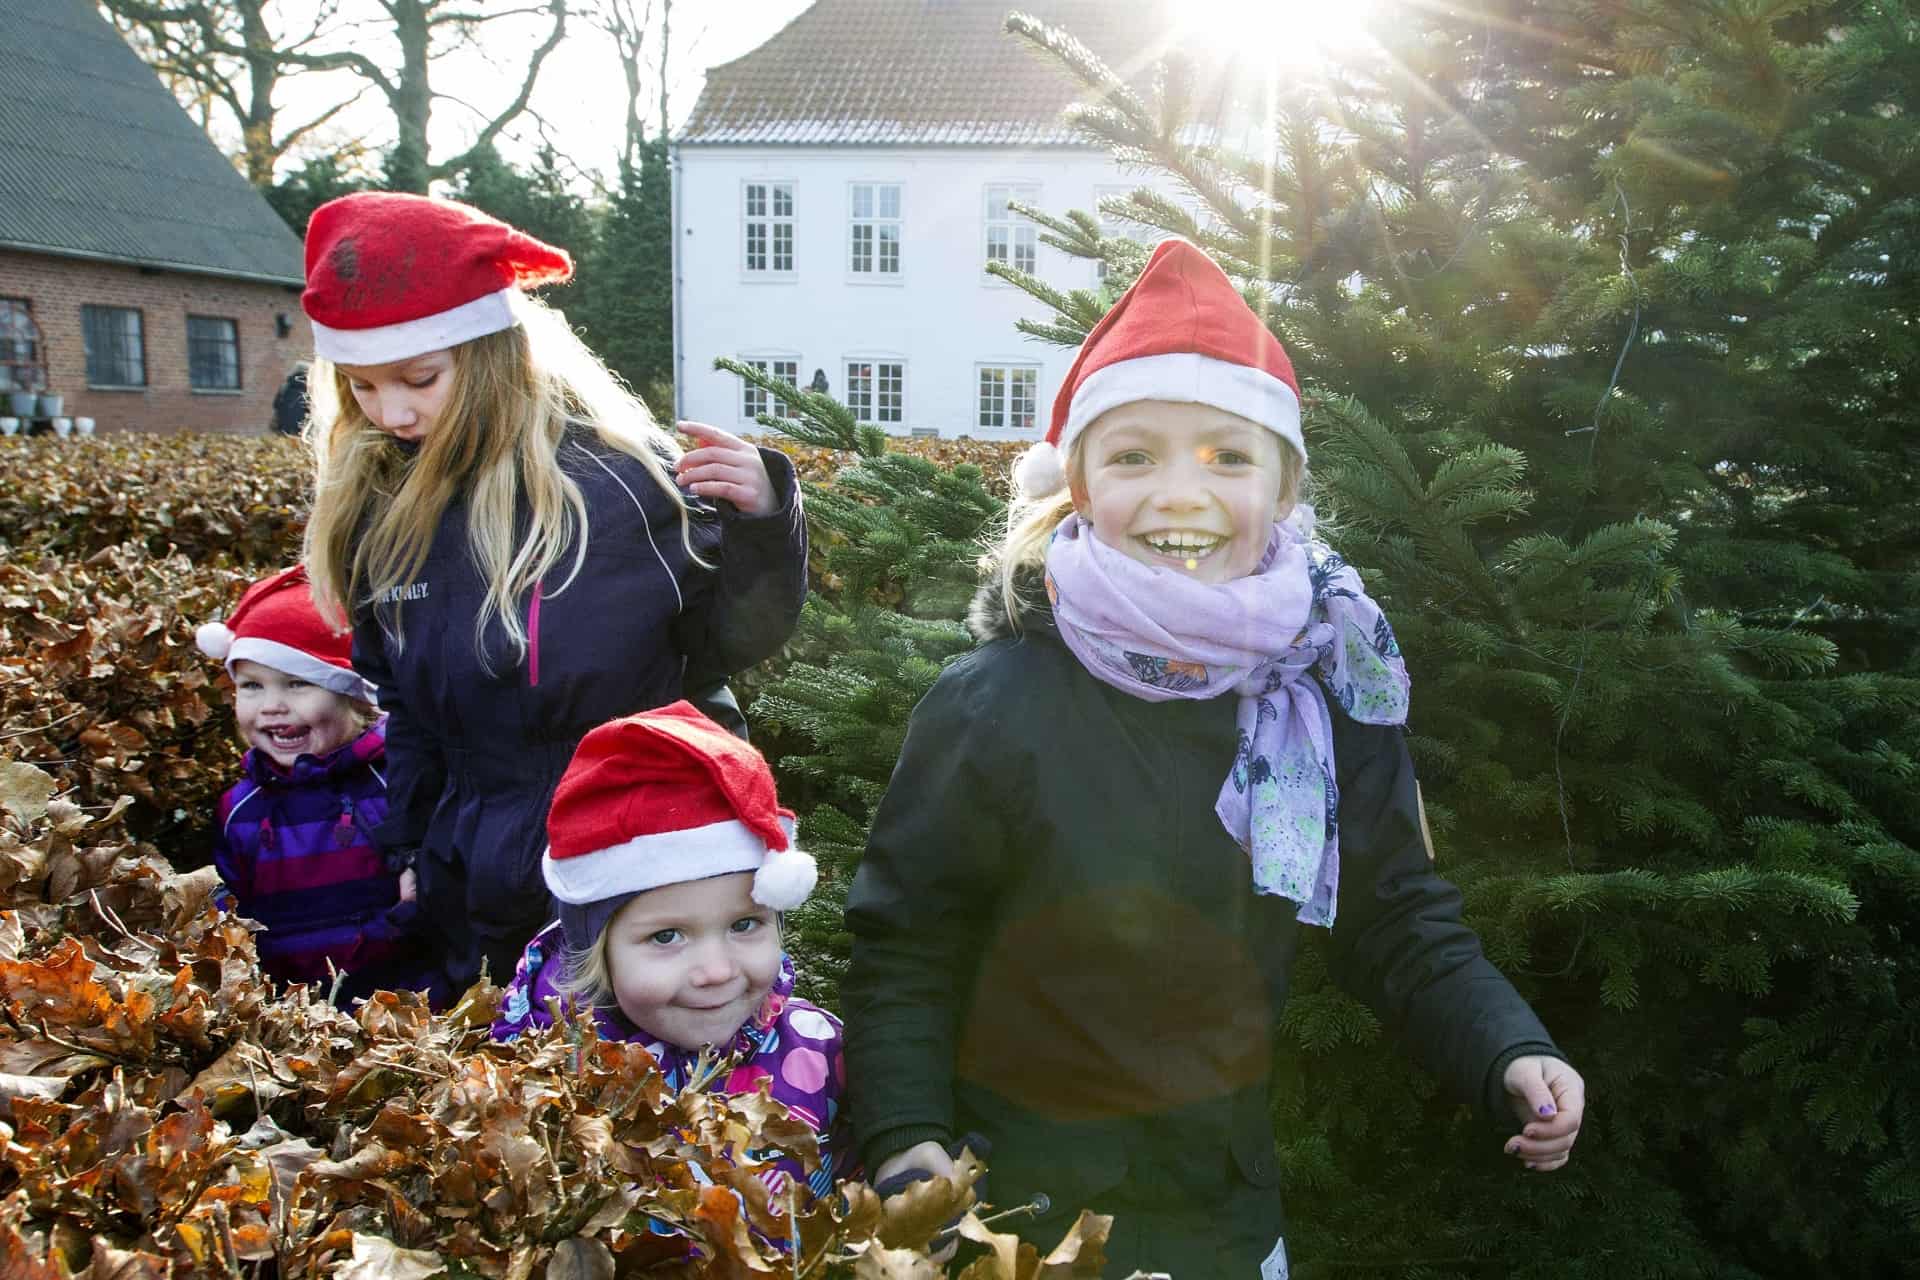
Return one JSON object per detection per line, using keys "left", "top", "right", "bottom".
{"left": 984, "top": 184, "right": 1040, "bottom": 277}
{"left": 845, "top": 359, "right": 904, "bottom": 425}
{"left": 187, "top": 315, "right": 241, "bottom": 390}
{"left": 977, "top": 364, "right": 1039, "bottom": 431}
{"left": 83, "top": 305, "right": 145, "bottom": 386}
{"left": 742, "top": 357, "right": 799, "bottom": 421}
{"left": 849, "top": 183, "right": 902, "bottom": 275}
{"left": 744, "top": 182, "right": 796, "bottom": 273}
{"left": 0, "top": 298, "right": 44, "bottom": 391}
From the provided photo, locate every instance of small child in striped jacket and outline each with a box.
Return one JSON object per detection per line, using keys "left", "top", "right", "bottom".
{"left": 198, "top": 566, "right": 434, "bottom": 1005}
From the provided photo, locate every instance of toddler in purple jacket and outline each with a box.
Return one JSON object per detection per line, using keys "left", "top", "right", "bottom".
{"left": 199, "top": 566, "right": 432, "bottom": 1005}
{"left": 492, "top": 702, "right": 846, "bottom": 1205}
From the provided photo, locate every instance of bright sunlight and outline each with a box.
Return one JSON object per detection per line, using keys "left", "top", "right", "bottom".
{"left": 1175, "top": 0, "right": 1384, "bottom": 70}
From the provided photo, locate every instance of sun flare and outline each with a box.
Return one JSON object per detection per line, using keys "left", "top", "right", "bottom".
{"left": 1176, "top": 0, "right": 1383, "bottom": 71}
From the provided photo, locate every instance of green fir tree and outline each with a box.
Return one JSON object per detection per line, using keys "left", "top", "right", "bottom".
{"left": 985, "top": 2, "right": 1919, "bottom": 1275}
{"left": 725, "top": 2, "right": 1914, "bottom": 1272}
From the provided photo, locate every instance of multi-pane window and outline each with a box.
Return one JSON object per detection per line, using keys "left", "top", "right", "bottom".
{"left": 977, "top": 365, "right": 1039, "bottom": 431}
{"left": 187, "top": 315, "right": 241, "bottom": 390}
{"left": 741, "top": 357, "right": 799, "bottom": 421}
{"left": 0, "top": 298, "right": 43, "bottom": 391}
{"left": 744, "top": 181, "right": 795, "bottom": 273}
{"left": 82, "top": 305, "right": 145, "bottom": 386}
{"left": 845, "top": 360, "right": 904, "bottom": 425}
{"left": 984, "top": 184, "right": 1040, "bottom": 276}
{"left": 849, "top": 183, "right": 902, "bottom": 276}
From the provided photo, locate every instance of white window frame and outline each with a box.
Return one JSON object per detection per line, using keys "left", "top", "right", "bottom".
{"left": 982, "top": 183, "right": 1040, "bottom": 283}
{"left": 847, "top": 181, "right": 903, "bottom": 282}
{"left": 975, "top": 362, "right": 1041, "bottom": 433}
{"left": 844, "top": 356, "right": 906, "bottom": 427}
{"left": 739, "top": 353, "right": 801, "bottom": 425}
{"left": 742, "top": 180, "right": 797, "bottom": 279}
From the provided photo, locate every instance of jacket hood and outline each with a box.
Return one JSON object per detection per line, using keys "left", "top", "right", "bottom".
{"left": 967, "top": 565, "right": 1057, "bottom": 646}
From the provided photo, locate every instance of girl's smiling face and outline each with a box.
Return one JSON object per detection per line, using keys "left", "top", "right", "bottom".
{"left": 1072, "top": 400, "right": 1293, "bottom": 584}
{"left": 232, "top": 659, "right": 360, "bottom": 767}
{"left": 603, "top": 873, "right": 782, "bottom": 1050}
{"left": 336, "top": 349, "right": 455, "bottom": 443}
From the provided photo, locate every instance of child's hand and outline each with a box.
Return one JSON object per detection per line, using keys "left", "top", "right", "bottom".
{"left": 873, "top": 1139, "right": 956, "bottom": 1188}
{"left": 675, "top": 421, "right": 779, "bottom": 517}
{"left": 398, "top": 867, "right": 418, "bottom": 903}
{"left": 1502, "top": 1055, "right": 1585, "bottom": 1171}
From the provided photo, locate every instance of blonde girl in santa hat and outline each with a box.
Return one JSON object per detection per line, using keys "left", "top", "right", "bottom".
{"left": 842, "top": 239, "right": 1586, "bottom": 1276}
{"left": 491, "top": 701, "right": 846, "bottom": 1208}
{"left": 298, "top": 193, "right": 808, "bottom": 996}
{"left": 198, "top": 566, "right": 436, "bottom": 1006}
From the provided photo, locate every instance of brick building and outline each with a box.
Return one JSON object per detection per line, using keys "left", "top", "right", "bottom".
{"left": 0, "top": 0, "right": 311, "bottom": 435}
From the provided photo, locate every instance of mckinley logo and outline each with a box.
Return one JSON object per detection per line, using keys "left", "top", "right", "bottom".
{"left": 375, "top": 582, "right": 429, "bottom": 603}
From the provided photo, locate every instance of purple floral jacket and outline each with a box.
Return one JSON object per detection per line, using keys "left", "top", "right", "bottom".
{"left": 492, "top": 921, "right": 848, "bottom": 1201}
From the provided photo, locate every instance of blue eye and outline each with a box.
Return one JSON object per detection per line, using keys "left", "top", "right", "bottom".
{"left": 1111, "top": 449, "right": 1151, "bottom": 466}
{"left": 1212, "top": 449, "right": 1253, "bottom": 466}
{"left": 649, "top": 928, "right": 683, "bottom": 946}
{"left": 730, "top": 916, "right": 765, "bottom": 935}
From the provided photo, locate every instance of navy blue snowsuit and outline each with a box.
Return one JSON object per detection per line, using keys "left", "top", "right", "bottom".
{"left": 351, "top": 428, "right": 807, "bottom": 992}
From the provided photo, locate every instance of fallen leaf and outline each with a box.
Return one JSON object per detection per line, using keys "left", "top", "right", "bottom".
{"left": 0, "top": 761, "right": 56, "bottom": 823}
{"left": 335, "top": 1233, "right": 445, "bottom": 1280}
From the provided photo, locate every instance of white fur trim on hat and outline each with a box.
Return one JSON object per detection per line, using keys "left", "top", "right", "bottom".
{"left": 752, "top": 846, "right": 818, "bottom": 911}
{"left": 1012, "top": 440, "right": 1067, "bottom": 498}
{"left": 196, "top": 621, "right": 234, "bottom": 662}
{"left": 544, "top": 816, "right": 807, "bottom": 906}
{"left": 1062, "top": 352, "right": 1304, "bottom": 462}
{"left": 226, "top": 637, "right": 377, "bottom": 703}
{"left": 310, "top": 287, "right": 518, "bottom": 365}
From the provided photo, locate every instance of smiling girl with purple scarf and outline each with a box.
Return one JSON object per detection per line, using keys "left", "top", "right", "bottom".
{"left": 841, "top": 239, "right": 1588, "bottom": 1278}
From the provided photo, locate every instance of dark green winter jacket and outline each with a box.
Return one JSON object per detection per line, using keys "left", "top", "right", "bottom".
{"left": 842, "top": 582, "right": 1562, "bottom": 1275}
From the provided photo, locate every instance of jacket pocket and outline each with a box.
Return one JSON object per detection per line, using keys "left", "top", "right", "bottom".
{"left": 954, "top": 1080, "right": 1130, "bottom": 1226}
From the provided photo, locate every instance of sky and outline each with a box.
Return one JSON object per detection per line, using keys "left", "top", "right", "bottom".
{"left": 218, "top": 0, "right": 1383, "bottom": 190}
{"left": 263, "top": 0, "right": 816, "bottom": 189}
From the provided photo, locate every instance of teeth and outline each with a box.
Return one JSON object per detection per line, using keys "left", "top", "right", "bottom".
{"left": 1142, "top": 532, "right": 1224, "bottom": 556}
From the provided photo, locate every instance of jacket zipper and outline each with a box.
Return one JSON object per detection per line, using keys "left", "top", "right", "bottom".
{"left": 527, "top": 578, "right": 544, "bottom": 687}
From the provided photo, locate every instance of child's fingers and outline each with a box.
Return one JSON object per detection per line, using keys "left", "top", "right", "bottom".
{"left": 676, "top": 459, "right": 760, "bottom": 487}
{"left": 685, "top": 480, "right": 762, "bottom": 508}
{"left": 677, "top": 420, "right": 748, "bottom": 449}
{"left": 1547, "top": 1065, "right": 1588, "bottom": 1128}
{"left": 676, "top": 443, "right": 755, "bottom": 469}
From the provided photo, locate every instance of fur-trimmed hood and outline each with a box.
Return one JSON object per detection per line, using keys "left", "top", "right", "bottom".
{"left": 966, "top": 566, "right": 1054, "bottom": 646}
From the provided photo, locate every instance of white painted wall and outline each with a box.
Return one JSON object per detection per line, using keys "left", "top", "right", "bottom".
{"left": 671, "top": 144, "right": 1183, "bottom": 441}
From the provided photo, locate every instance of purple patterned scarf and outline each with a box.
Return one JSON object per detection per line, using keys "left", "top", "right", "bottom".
{"left": 1044, "top": 513, "right": 1410, "bottom": 927}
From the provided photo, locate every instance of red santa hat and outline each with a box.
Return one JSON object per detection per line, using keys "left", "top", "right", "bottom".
{"left": 301, "top": 192, "right": 573, "bottom": 366}
{"left": 1013, "top": 237, "right": 1304, "bottom": 497}
{"left": 195, "top": 566, "right": 376, "bottom": 703}
{"left": 544, "top": 702, "right": 816, "bottom": 949}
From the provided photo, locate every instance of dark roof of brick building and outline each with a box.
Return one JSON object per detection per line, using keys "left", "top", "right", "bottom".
{"left": 678, "top": 0, "right": 1183, "bottom": 147}
{"left": 0, "top": 0, "right": 304, "bottom": 285}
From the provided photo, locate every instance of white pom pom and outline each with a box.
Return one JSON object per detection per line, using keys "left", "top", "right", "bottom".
{"left": 195, "top": 621, "right": 234, "bottom": 662}
{"left": 751, "top": 847, "right": 818, "bottom": 911}
{"left": 1012, "top": 440, "right": 1066, "bottom": 497}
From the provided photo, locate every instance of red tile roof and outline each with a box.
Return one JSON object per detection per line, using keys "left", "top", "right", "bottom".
{"left": 679, "top": 0, "right": 1183, "bottom": 146}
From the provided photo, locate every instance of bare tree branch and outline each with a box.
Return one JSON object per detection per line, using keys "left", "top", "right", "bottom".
{"left": 429, "top": 0, "right": 569, "bottom": 182}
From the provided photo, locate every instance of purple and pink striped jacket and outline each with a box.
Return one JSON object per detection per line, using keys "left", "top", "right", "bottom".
{"left": 213, "top": 718, "right": 436, "bottom": 1004}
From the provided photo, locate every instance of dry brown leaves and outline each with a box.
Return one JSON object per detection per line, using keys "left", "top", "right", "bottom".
{"left": 0, "top": 765, "right": 1120, "bottom": 1278}
{"left": 0, "top": 543, "right": 248, "bottom": 849}
{"left": 0, "top": 436, "right": 308, "bottom": 565}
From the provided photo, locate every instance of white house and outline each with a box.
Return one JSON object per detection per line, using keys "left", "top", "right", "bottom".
{"left": 671, "top": 0, "right": 1186, "bottom": 441}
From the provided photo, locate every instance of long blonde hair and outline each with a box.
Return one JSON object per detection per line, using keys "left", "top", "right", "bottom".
{"left": 303, "top": 295, "right": 692, "bottom": 666}
{"left": 980, "top": 422, "right": 1306, "bottom": 633}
